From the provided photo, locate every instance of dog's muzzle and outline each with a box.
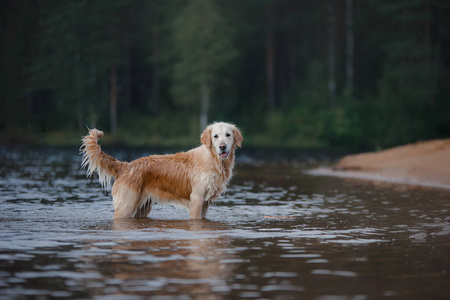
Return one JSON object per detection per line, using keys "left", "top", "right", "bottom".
{"left": 219, "top": 144, "right": 229, "bottom": 159}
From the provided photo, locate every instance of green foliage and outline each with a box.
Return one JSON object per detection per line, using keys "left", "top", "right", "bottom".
{"left": 171, "top": 0, "right": 237, "bottom": 129}
{"left": 94, "top": 109, "right": 198, "bottom": 147}
{"left": 261, "top": 91, "right": 359, "bottom": 148}
{"left": 0, "top": 0, "right": 40, "bottom": 129}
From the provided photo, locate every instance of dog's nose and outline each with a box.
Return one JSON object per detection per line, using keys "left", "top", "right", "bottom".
{"left": 219, "top": 144, "right": 227, "bottom": 151}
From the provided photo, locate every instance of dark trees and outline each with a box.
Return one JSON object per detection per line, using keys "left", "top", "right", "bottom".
{"left": 1, "top": 0, "right": 449, "bottom": 148}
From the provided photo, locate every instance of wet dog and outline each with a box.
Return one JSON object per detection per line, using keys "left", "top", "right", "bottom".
{"left": 80, "top": 122, "right": 243, "bottom": 219}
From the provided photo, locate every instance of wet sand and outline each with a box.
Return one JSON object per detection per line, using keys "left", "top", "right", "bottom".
{"left": 310, "top": 139, "right": 450, "bottom": 189}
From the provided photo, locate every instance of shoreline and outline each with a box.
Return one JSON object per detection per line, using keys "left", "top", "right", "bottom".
{"left": 307, "top": 167, "right": 450, "bottom": 190}
{"left": 308, "top": 139, "right": 450, "bottom": 190}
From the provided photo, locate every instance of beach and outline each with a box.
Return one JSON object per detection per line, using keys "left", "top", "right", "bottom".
{"left": 310, "top": 139, "right": 450, "bottom": 189}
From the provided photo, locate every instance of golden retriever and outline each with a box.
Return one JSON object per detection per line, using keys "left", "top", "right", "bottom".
{"left": 80, "top": 122, "right": 243, "bottom": 219}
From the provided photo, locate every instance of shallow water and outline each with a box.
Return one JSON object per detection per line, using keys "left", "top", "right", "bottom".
{"left": 0, "top": 146, "right": 449, "bottom": 299}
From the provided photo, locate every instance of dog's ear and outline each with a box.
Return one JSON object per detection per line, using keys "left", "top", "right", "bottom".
{"left": 201, "top": 126, "right": 212, "bottom": 149}
{"left": 233, "top": 126, "right": 243, "bottom": 148}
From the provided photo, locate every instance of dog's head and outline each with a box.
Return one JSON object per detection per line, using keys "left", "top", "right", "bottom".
{"left": 201, "top": 122, "right": 243, "bottom": 159}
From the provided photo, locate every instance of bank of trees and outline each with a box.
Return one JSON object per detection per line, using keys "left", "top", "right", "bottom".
{"left": 1, "top": 0, "right": 449, "bottom": 148}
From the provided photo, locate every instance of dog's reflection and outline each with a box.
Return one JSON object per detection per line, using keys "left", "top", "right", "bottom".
{"left": 112, "top": 217, "right": 226, "bottom": 231}
{"left": 81, "top": 219, "right": 236, "bottom": 296}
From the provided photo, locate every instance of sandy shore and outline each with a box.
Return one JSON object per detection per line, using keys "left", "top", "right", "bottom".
{"left": 309, "top": 139, "right": 450, "bottom": 189}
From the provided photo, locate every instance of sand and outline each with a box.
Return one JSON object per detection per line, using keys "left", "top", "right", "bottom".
{"left": 309, "top": 139, "right": 450, "bottom": 189}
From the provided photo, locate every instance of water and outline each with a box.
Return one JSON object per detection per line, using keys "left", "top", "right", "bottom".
{"left": 1, "top": 146, "right": 449, "bottom": 299}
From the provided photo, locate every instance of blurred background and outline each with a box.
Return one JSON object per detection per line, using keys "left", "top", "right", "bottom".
{"left": 1, "top": 0, "right": 449, "bottom": 149}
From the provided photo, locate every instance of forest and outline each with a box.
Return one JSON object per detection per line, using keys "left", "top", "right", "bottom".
{"left": 1, "top": 0, "right": 449, "bottom": 149}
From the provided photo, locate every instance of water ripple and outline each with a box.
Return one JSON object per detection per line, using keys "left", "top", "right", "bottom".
{"left": 1, "top": 147, "right": 450, "bottom": 299}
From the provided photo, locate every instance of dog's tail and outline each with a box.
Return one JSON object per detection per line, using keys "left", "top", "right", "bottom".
{"left": 80, "top": 128, "right": 125, "bottom": 189}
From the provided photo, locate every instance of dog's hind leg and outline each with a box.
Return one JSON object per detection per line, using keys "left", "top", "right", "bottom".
{"left": 112, "top": 185, "right": 141, "bottom": 219}
{"left": 201, "top": 200, "right": 210, "bottom": 219}
{"left": 135, "top": 197, "right": 152, "bottom": 219}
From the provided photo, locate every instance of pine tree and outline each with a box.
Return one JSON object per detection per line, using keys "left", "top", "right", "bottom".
{"left": 172, "top": 0, "right": 237, "bottom": 130}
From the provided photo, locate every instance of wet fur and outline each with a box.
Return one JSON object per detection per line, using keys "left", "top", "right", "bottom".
{"left": 80, "top": 122, "right": 243, "bottom": 219}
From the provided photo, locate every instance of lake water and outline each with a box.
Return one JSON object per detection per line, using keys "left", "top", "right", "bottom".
{"left": 0, "top": 146, "right": 449, "bottom": 299}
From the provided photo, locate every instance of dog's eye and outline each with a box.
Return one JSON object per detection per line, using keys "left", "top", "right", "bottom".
{"left": 226, "top": 133, "right": 231, "bottom": 137}
{"left": 214, "top": 135, "right": 218, "bottom": 139}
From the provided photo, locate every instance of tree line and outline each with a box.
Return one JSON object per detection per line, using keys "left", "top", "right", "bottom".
{"left": 1, "top": 0, "right": 449, "bottom": 148}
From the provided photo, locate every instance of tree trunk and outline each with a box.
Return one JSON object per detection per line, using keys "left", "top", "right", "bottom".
{"left": 110, "top": 65, "right": 118, "bottom": 133}
{"left": 345, "top": 0, "right": 354, "bottom": 94}
{"left": 75, "top": 58, "right": 84, "bottom": 131}
{"left": 326, "top": 0, "right": 336, "bottom": 106}
{"left": 152, "top": 5, "right": 160, "bottom": 116}
{"left": 200, "top": 73, "right": 209, "bottom": 131}
{"left": 124, "top": 40, "right": 132, "bottom": 108}
{"left": 424, "top": 0, "right": 435, "bottom": 106}
{"left": 266, "top": 4, "right": 276, "bottom": 110}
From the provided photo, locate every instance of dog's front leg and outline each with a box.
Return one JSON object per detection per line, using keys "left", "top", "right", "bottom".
{"left": 189, "top": 190, "right": 205, "bottom": 220}
{"left": 202, "top": 196, "right": 216, "bottom": 219}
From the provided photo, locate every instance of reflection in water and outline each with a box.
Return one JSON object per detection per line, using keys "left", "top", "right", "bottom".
{"left": 0, "top": 147, "right": 449, "bottom": 299}
{"left": 78, "top": 219, "right": 236, "bottom": 298}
